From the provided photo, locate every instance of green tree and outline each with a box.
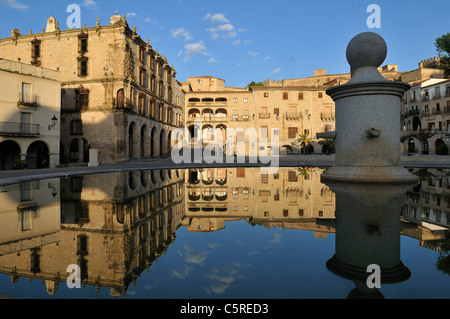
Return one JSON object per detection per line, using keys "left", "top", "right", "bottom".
{"left": 296, "top": 134, "right": 312, "bottom": 155}
{"left": 318, "top": 139, "right": 335, "bottom": 155}
{"left": 247, "top": 81, "right": 264, "bottom": 88}
{"left": 435, "top": 33, "right": 450, "bottom": 77}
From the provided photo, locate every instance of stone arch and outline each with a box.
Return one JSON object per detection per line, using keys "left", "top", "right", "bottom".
{"left": 117, "top": 88, "right": 125, "bottom": 108}
{"left": 128, "top": 121, "right": 138, "bottom": 158}
{"left": 0, "top": 140, "right": 21, "bottom": 170}
{"left": 159, "top": 129, "right": 166, "bottom": 157}
{"left": 26, "top": 141, "right": 50, "bottom": 168}
{"left": 281, "top": 145, "right": 294, "bottom": 155}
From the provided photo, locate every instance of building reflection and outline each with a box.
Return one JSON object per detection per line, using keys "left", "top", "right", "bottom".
{"left": 0, "top": 167, "right": 448, "bottom": 297}
{"left": 0, "top": 169, "right": 185, "bottom": 297}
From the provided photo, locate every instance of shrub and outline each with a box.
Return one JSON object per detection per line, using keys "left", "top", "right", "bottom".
{"left": 437, "top": 142, "right": 448, "bottom": 155}
{"left": 13, "top": 159, "right": 28, "bottom": 170}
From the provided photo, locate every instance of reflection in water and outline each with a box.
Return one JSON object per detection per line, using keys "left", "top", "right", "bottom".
{"left": 0, "top": 167, "right": 448, "bottom": 298}
{"left": 325, "top": 183, "right": 411, "bottom": 299}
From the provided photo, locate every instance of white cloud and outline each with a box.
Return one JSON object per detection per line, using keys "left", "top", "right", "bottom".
{"left": 232, "top": 39, "right": 240, "bottom": 46}
{"left": 144, "top": 17, "right": 153, "bottom": 23}
{"left": 263, "top": 56, "right": 272, "bottom": 61}
{"left": 243, "top": 40, "right": 252, "bottom": 45}
{"left": 184, "top": 42, "right": 207, "bottom": 62}
{"left": 3, "top": 0, "right": 29, "bottom": 10}
{"left": 247, "top": 51, "right": 259, "bottom": 57}
{"left": 236, "top": 61, "right": 245, "bottom": 68}
{"left": 177, "top": 49, "right": 183, "bottom": 57}
{"left": 171, "top": 265, "right": 193, "bottom": 279}
{"left": 208, "top": 57, "right": 220, "bottom": 63}
{"left": 206, "top": 24, "right": 237, "bottom": 40}
{"left": 82, "top": 0, "right": 97, "bottom": 9}
{"left": 204, "top": 13, "right": 229, "bottom": 24}
{"left": 183, "top": 244, "right": 209, "bottom": 265}
{"left": 238, "top": 28, "right": 247, "bottom": 32}
{"left": 272, "top": 68, "right": 282, "bottom": 74}
{"left": 126, "top": 12, "right": 137, "bottom": 17}
{"left": 170, "top": 27, "right": 193, "bottom": 42}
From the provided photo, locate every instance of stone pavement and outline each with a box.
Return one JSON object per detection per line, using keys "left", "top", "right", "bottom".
{"left": 0, "top": 154, "right": 448, "bottom": 186}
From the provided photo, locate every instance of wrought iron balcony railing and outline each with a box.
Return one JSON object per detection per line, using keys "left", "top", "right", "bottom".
{"left": 0, "top": 122, "right": 40, "bottom": 136}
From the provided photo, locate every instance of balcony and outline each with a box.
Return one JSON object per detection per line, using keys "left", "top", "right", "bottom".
{"left": 0, "top": 122, "right": 40, "bottom": 136}
{"left": 231, "top": 115, "right": 250, "bottom": 122}
{"left": 320, "top": 112, "right": 335, "bottom": 121}
{"left": 285, "top": 112, "right": 302, "bottom": 120}
{"left": 259, "top": 113, "right": 270, "bottom": 119}
{"left": 18, "top": 94, "right": 38, "bottom": 108}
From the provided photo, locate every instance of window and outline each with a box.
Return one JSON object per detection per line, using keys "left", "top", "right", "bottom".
{"left": 274, "top": 108, "right": 279, "bottom": 116}
{"left": 283, "top": 92, "right": 288, "bottom": 100}
{"left": 260, "top": 190, "right": 269, "bottom": 202}
{"left": 71, "top": 120, "right": 83, "bottom": 135}
{"left": 298, "top": 93, "right": 304, "bottom": 100}
{"left": 261, "top": 173, "right": 268, "bottom": 184}
{"left": 288, "top": 170, "right": 298, "bottom": 182}
{"left": 139, "top": 46, "right": 145, "bottom": 62}
{"left": 318, "top": 92, "right": 323, "bottom": 98}
{"left": 197, "top": 79, "right": 202, "bottom": 83}
{"left": 77, "top": 235, "right": 88, "bottom": 256}
{"left": 288, "top": 127, "right": 298, "bottom": 138}
{"left": 21, "top": 83, "right": 33, "bottom": 105}
{"left": 318, "top": 210, "right": 323, "bottom": 217}
{"left": 21, "top": 209, "right": 33, "bottom": 231}
{"left": 274, "top": 192, "right": 280, "bottom": 201}
{"left": 236, "top": 168, "right": 245, "bottom": 178}
{"left": 233, "top": 206, "right": 238, "bottom": 211}
{"left": 298, "top": 209, "right": 304, "bottom": 217}
{"left": 304, "top": 129, "right": 310, "bottom": 135}
{"left": 283, "top": 210, "right": 289, "bottom": 217}
{"left": 140, "top": 68, "right": 146, "bottom": 87}
{"left": 264, "top": 92, "right": 269, "bottom": 98}
{"left": 243, "top": 98, "right": 248, "bottom": 103}
{"left": 264, "top": 211, "right": 269, "bottom": 217}
{"left": 233, "top": 98, "right": 238, "bottom": 103}
{"left": 76, "top": 89, "right": 89, "bottom": 111}
{"left": 78, "top": 34, "right": 88, "bottom": 53}
{"left": 31, "top": 39, "right": 41, "bottom": 58}
{"left": 446, "top": 85, "right": 450, "bottom": 96}
{"left": 243, "top": 206, "right": 248, "bottom": 211}
{"left": 78, "top": 57, "right": 88, "bottom": 77}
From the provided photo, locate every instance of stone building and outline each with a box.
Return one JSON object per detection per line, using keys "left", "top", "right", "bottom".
{"left": 0, "top": 58, "right": 60, "bottom": 169}
{"left": 402, "top": 78, "right": 450, "bottom": 155}
{"left": 0, "top": 169, "right": 185, "bottom": 297}
{"left": 0, "top": 14, "right": 184, "bottom": 166}
{"left": 182, "top": 167, "right": 336, "bottom": 238}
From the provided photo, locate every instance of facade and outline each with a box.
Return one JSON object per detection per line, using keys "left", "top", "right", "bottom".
{"left": 0, "top": 58, "right": 60, "bottom": 169}
{"left": 402, "top": 78, "right": 450, "bottom": 155}
{"left": 0, "top": 169, "right": 185, "bottom": 297}
{"left": 183, "top": 167, "right": 336, "bottom": 238}
{"left": 182, "top": 66, "right": 422, "bottom": 156}
{"left": 0, "top": 15, "right": 184, "bottom": 166}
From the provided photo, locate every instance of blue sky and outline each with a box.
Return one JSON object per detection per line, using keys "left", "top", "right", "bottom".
{"left": 0, "top": 0, "right": 449, "bottom": 87}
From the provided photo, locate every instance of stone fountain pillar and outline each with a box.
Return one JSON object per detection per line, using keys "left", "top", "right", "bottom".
{"left": 321, "top": 32, "right": 417, "bottom": 184}
{"left": 322, "top": 32, "right": 418, "bottom": 298}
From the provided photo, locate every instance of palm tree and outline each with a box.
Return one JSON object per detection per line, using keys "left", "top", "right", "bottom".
{"left": 297, "top": 134, "right": 312, "bottom": 155}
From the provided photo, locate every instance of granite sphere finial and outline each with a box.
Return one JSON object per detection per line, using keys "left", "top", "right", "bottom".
{"left": 346, "top": 32, "right": 387, "bottom": 70}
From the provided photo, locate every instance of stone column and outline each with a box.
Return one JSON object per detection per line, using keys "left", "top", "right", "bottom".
{"left": 321, "top": 32, "right": 417, "bottom": 184}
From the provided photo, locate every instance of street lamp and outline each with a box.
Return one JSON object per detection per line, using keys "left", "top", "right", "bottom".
{"left": 48, "top": 115, "right": 58, "bottom": 130}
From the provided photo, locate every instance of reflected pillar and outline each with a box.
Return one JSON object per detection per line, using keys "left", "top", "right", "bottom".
{"left": 326, "top": 183, "right": 411, "bottom": 298}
